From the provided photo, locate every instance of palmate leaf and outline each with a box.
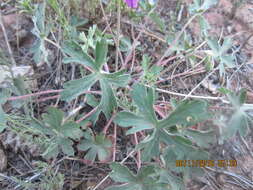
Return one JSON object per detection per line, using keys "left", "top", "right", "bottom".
{"left": 109, "top": 163, "right": 136, "bottom": 183}
{"left": 77, "top": 133, "right": 112, "bottom": 163}
{"left": 31, "top": 3, "right": 49, "bottom": 65}
{"left": 189, "top": 0, "right": 217, "bottom": 13}
{"left": 98, "top": 70, "right": 131, "bottom": 119}
{"left": 163, "top": 145, "right": 209, "bottom": 177}
{"left": 114, "top": 112, "right": 154, "bottom": 135}
{"left": 41, "top": 107, "right": 83, "bottom": 158}
{"left": 221, "top": 90, "right": 253, "bottom": 139}
{"left": 139, "top": 131, "right": 160, "bottom": 161}
{"left": 62, "top": 41, "right": 99, "bottom": 71}
{"left": 107, "top": 163, "right": 169, "bottom": 190}
{"left": 99, "top": 79, "right": 117, "bottom": 119}
{"left": 61, "top": 38, "right": 130, "bottom": 118}
{"left": 59, "top": 137, "right": 75, "bottom": 156}
{"left": 158, "top": 100, "right": 209, "bottom": 129}
{"left": 198, "top": 15, "right": 210, "bottom": 36}
{"left": 60, "top": 73, "right": 98, "bottom": 101}
{"left": 159, "top": 130, "right": 209, "bottom": 178}
{"left": 42, "top": 107, "right": 64, "bottom": 130}
{"left": 114, "top": 84, "right": 157, "bottom": 134}
{"left": 149, "top": 12, "right": 165, "bottom": 32}
{"left": 115, "top": 84, "right": 209, "bottom": 134}
{"left": 159, "top": 169, "right": 185, "bottom": 190}
{"left": 220, "top": 37, "right": 233, "bottom": 54}
{"left": 114, "top": 84, "right": 211, "bottom": 164}
{"left": 206, "top": 37, "right": 220, "bottom": 57}
{"left": 207, "top": 36, "right": 235, "bottom": 75}
{"left": 132, "top": 84, "right": 157, "bottom": 123}
{"left": 139, "top": 129, "right": 200, "bottom": 162}
{"left": 101, "top": 70, "right": 130, "bottom": 87}
{"left": 95, "top": 38, "right": 108, "bottom": 69}
{"left": 182, "top": 129, "right": 216, "bottom": 148}
{"left": 42, "top": 107, "right": 83, "bottom": 139}
{"left": 226, "top": 110, "right": 249, "bottom": 137}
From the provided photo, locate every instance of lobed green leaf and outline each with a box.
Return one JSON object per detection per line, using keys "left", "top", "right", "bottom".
{"left": 61, "top": 73, "right": 98, "bottom": 102}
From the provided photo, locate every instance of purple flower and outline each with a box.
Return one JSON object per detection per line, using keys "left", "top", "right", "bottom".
{"left": 124, "top": 0, "right": 139, "bottom": 8}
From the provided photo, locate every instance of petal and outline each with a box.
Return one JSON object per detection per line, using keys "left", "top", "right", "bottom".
{"left": 124, "top": 0, "right": 138, "bottom": 8}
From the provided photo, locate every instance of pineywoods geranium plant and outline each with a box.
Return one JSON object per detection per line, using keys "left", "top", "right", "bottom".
{"left": 0, "top": 0, "right": 252, "bottom": 189}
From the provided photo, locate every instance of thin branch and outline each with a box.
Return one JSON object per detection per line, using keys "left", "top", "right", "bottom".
{"left": 103, "top": 113, "right": 116, "bottom": 134}
{"left": 37, "top": 95, "right": 60, "bottom": 102}
{"left": 113, "top": 123, "right": 117, "bottom": 162}
{"left": 183, "top": 69, "right": 216, "bottom": 100}
{"left": 0, "top": 12, "right": 16, "bottom": 66}
{"left": 134, "top": 133, "right": 141, "bottom": 170}
{"left": 7, "top": 90, "right": 101, "bottom": 101}
{"left": 99, "top": 0, "right": 124, "bottom": 66}
{"left": 115, "top": 0, "right": 121, "bottom": 70}
{"left": 124, "top": 28, "right": 143, "bottom": 67}
{"left": 147, "top": 85, "right": 228, "bottom": 102}
{"left": 76, "top": 106, "right": 98, "bottom": 123}
{"left": 7, "top": 89, "right": 63, "bottom": 101}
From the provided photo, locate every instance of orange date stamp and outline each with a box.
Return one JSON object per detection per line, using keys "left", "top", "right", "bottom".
{"left": 175, "top": 159, "right": 237, "bottom": 167}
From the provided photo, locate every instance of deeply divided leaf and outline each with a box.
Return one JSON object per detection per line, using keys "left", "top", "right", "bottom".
{"left": 158, "top": 100, "right": 209, "bottom": 129}
{"left": 61, "top": 73, "right": 98, "bottom": 101}
{"left": 62, "top": 41, "right": 98, "bottom": 71}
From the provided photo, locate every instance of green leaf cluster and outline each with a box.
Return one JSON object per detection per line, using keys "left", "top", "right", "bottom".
{"left": 31, "top": 3, "right": 50, "bottom": 65}
{"left": 114, "top": 84, "right": 213, "bottom": 176}
{"left": 140, "top": 55, "right": 162, "bottom": 85}
{"left": 189, "top": 0, "right": 218, "bottom": 14}
{"left": 32, "top": 107, "right": 83, "bottom": 158}
{"left": 78, "top": 129, "right": 112, "bottom": 163}
{"left": 207, "top": 37, "right": 235, "bottom": 75}
{"left": 106, "top": 163, "right": 170, "bottom": 190}
{"left": 61, "top": 38, "right": 130, "bottom": 118}
{"left": 219, "top": 90, "right": 253, "bottom": 141}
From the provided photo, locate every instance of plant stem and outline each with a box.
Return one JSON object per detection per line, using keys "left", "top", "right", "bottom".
{"left": 0, "top": 12, "right": 16, "bottom": 66}
{"left": 76, "top": 106, "right": 98, "bottom": 123}
{"left": 115, "top": 0, "right": 121, "bottom": 70}
{"left": 103, "top": 113, "right": 116, "bottom": 134}
{"left": 7, "top": 89, "right": 63, "bottom": 101}
{"left": 134, "top": 133, "right": 141, "bottom": 170}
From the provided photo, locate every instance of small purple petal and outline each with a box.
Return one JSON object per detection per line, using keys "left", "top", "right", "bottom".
{"left": 124, "top": 0, "right": 139, "bottom": 8}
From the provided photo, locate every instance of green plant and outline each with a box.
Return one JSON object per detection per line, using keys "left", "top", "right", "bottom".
{"left": 206, "top": 37, "right": 235, "bottom": 75}
{"left": 217, "top": 89, "right": 253, "bottom": 142}
{"left": 31, "top": 2, "right": 50, "bottom": 65}
{"left": 140, "top": 55, "right": 162, "bottom": 85}
{"left": 106, "top": 163, "right": 169, "bottom": 190}
{"left": 1, "top": 0, "right": 253, "bottom": 189}
{"left": 78, "top": 129, "right": 112, "bottom": 163}
{"left": 61, "top": 38, "right": 130, "bottom": 118}
{"left": 114, "top": 84, "right": 213, "bottom": 176}
{"left": 13, "top": 161, "right": 65, "bottom": 190}
{"left": 32, "top": 107, "right": 83, "bottom": 158}
{"left": 18, "top": 0, "right": 34, "bottom": 14}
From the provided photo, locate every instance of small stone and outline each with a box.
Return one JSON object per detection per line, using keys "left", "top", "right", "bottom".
{"left": 0, "top": 145, "right": 7, "bottom": 172}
